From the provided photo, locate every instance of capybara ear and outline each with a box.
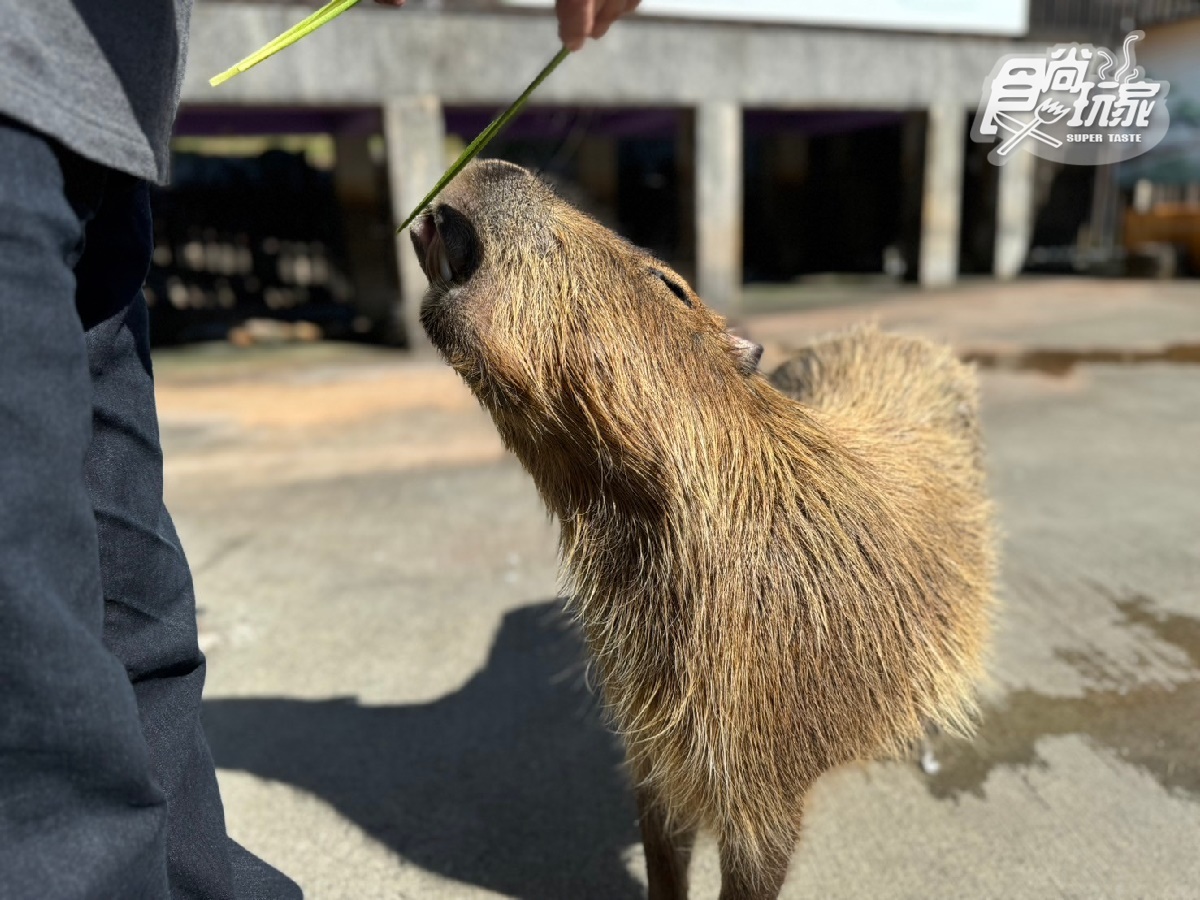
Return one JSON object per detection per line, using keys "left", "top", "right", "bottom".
{"left": 726, "top": 332, "right": 763, "bottom": 375}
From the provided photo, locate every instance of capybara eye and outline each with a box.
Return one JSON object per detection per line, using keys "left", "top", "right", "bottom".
{"left": 649, "top": 268, "right": 693, "bottom": 309}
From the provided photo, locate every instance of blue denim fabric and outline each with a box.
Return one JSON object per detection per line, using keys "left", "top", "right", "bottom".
{"left": 0, "top": 116, "right": 301, "bottom": 900}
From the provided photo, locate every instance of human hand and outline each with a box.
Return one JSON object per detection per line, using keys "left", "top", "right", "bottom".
{"left": 373, "top": 1, "right": 640, "bottom": 52}
{"left": 556, "top": 0, "right": 641, "bottom": 50}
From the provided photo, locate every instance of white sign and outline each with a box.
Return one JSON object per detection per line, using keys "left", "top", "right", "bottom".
{"left": 502, "top": 0, "right": 1028, "bottom": 36}
{"left": 971, "top": 31, "right": 1171, "bottom": 166}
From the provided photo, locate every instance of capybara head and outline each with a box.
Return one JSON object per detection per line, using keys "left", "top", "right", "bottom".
{"left": 411, "top": 160, "right": 761, "bottom": 467}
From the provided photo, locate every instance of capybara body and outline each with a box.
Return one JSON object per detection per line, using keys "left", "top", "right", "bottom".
{"left": 412, "top": 160, "right": 996, "bottom": 899}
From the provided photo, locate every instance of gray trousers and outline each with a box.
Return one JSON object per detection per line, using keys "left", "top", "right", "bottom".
{"left": 0, "top": 116, "right": 301, "bottom": 900}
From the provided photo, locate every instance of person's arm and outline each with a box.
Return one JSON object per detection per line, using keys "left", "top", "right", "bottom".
{"left": 373, "top": 0, "right": 641, "bottom": 51}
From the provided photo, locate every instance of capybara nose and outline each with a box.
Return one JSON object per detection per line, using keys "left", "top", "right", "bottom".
{"left": 409, "top": 214, "right": 436, "bottom": 281}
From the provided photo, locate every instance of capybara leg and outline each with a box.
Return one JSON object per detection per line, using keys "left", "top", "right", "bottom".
{"left": 637, "top": 786, "right": 696, "bottom": 900}
{"left": 716, "top": 836, "right": 794, "bottom": 900}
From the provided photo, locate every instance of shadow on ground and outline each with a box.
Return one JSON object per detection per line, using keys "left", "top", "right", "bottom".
{"left": 203, "top": 600, "right": 643, "bottom": 900}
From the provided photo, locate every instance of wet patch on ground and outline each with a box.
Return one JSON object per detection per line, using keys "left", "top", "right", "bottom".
{"left": 924, "top": 594, "right": 1200, "bottom": 801}
{"left": 963, "top": 343, "right": 1200, "bottom": 377}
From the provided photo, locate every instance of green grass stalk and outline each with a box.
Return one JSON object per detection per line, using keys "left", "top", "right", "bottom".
{"left": 210, "top": 0, "right": 364, "bottom": 87}
{"left": 397, "top": 45, "right": 570, "bottom": 232}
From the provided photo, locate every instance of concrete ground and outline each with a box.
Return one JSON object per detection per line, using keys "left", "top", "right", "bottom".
{"left": 156, "top": 277, "right": 1200, "bottom": 900}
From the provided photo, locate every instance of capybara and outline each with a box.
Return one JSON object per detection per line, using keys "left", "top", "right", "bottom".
{"left": 411, "top": 159, "right": 996, "bottom": 900}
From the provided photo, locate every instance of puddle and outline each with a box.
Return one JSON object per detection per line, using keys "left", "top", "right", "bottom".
{"left": 924, "top": 595, "right": 1200, "bottom": 800}
{"left": 963, "top": 343, "right": 1200, "bottom": 377}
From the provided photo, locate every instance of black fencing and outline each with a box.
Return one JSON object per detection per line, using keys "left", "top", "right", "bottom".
{"left": 146, "top": 150, "right": 362, "bottom": 345}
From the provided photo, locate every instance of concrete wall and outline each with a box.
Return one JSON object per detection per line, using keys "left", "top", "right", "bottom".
{"left": 1141, "top": 17, "right": 1200, "bottom": 97}
{"left": 186, "top": 4, "right": 1043, "bottom": 334}
{"left": 187, "top": 6, "right": 1030, "bottom": 108}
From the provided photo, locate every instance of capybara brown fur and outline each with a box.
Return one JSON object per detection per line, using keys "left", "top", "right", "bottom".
{"left": 411, "top": 159, "right": 996, "bottom": 899}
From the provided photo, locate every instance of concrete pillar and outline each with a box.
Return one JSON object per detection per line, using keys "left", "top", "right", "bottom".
{"left": 993, "top": 146, "right": 1035, "bottom": 280}
{"left": 919, "top": 101, "right": 964, "bottom": 287}
{"left": 383, "top": 96, "right": 445, "bottom": 350}
{"left": 694, "top": 101, "right": 743, "bottom": 317}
